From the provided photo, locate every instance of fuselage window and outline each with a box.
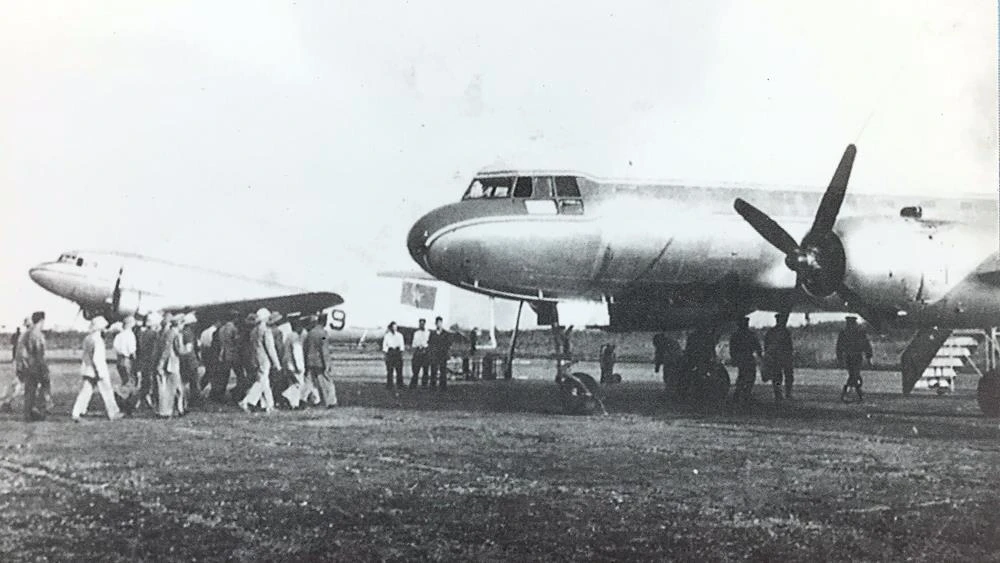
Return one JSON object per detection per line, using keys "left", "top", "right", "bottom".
{"left": 513, "top": 177, "right": 532, "bottom": 198}
{"left": 533, "top": 177, "right": 554, "bottom": 198}
{"left": 555, "top": 176, "right": 581, "bottom": 198}
{"left": 463, "top": 177, "right": 514, "bottom": 200}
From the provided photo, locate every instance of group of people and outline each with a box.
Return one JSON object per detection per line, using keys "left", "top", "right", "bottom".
{"left": 382, "top": 316, "right": 453, "bottom": 389}
{"left": 652, "top": 314, "right": 874, "bottom": 406}
{"left": 4, "top": 308, "right": 341, "bottom": 422}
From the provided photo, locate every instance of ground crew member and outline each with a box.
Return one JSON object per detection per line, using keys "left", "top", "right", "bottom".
{"left": 0, "top": 317, "right": 31, "bottom": 413}
{"left": 728, "top": 317, "right": 762, "bottom": 406}
{"left": 303, "top": 314, "right": 337, "bottom": 407}
{"left": 21, "top": 311, "right": 49, "bottom": 422}
{"left": 837, "top": 316, "right": 872, "bottom": 403}
{"left": 211, "top": 312, "right": 240, "bottom": 403}
{"left": 763, "top": 312, "right": 795, "bottom": 401}
{"left": 409, "top": 318, "right": 429, "bottom": 388}
{"left": 383, "top": 321, "right": 405, "bottom": 389}
{"left": 599, "top": 343, "right": 617, "bottom": 384}
{"left": 428, "top": 316, "right": 451, "bottom": 390}
{"left": 112, "top": 315, "right": 138, "bottom": 414}
{"left": 155, "top": 314, "right": 186, "bottom": 417}
{"left": 71, "top": 316, "right": 123, "bottom": 421}
{"left": 239, "top": 308, "right": 280, "bottom": 413}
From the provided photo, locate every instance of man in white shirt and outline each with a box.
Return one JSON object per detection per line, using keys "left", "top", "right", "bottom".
{"left": 409, "top": 318, "right": 429, "bottom": 388}
{"left": 72, "top": 316, "right": 123, "bottom": 421}
{"left": 382, "top": 321, "right": 405, "bottom": 389}
{"left": 112, "top": 316, "right": 138, "bottom": 412}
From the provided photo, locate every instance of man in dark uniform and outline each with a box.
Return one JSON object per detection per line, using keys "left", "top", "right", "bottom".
{"left": 764, "top": 312, "right": 794, "bottom": 401}
{"left": 21, "top": 311, "right": 49, "bottom": 421}
{"left": 678, "top": 326, "right": 717, "bottom": 401}
{"left": 836, "top": 316, "right": 873, "bottom": 402}
{"left": 728, "top": 317, "right": 761, "bottom": 406}
{"left": 211, "top": 312, "right": 241, "bottom": 403}
{"left": 428, "top": 316, "right": 451, "bottom": 390}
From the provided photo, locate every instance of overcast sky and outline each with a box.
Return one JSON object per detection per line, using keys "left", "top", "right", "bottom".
{"left": 1, "top": 1, "right": 996, "bottom": 328}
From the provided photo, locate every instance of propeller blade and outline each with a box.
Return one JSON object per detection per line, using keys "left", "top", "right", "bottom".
{"left": 809, "top": 144, "right": 856, "bottom": 237}
{"left": 111, "top": 268, "right": 123, "bottom": 312}
{"left": 734, "top": 198, "right": 801, "bottom": 256}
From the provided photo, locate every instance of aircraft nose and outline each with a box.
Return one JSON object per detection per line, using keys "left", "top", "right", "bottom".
{"left": 407, "top": 215, "right": 431, "bottom": 268}
{"left": 407, "top": 205, "right": 468, "bottom": 281}
{"left": 29, "top": 265, "right": 58, "bottom": 293}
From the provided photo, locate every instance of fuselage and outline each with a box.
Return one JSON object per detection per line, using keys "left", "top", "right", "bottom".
{"left": 408, "top": 172, "right": 1000, "bottom": 329}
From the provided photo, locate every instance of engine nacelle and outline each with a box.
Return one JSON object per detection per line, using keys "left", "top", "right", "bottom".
{"left": 110, "top": 289, "right": 144, "bottom": 319}
{"left": 839, "top": 217, "right": 986, "bottom": 310}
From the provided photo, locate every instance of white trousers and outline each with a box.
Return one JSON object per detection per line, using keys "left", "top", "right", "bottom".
{"left": 241, "top": 367, "right": 273, "bottom": 411}
{"left": 72, "top": 377, "right": 121, "bottom": 420}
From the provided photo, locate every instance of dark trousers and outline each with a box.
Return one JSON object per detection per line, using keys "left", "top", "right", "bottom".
{"left": 23, "top": 370, "right": 50, "bottom": 421}
{"left": 845, "top": 360, "right": 863, "bottom": 389}
{"left": 429, "top": 356, "right": 448, "bottom": 389}
{"left": 410, "top": 349, "right": 429, "bottom": 387}
{"left": 731, "top": 363, "right": 756, "bottom": 403}
{"left": 771, "top": 363, "right": 794, "bottom": 399}
{"left": 385, "top": 350, "right": 403, "bottom": 387}
{"left": 210, "top": 360, "right": 236, "bottom": 401}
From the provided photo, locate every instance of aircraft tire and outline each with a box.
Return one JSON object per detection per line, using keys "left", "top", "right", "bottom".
{"left": 559, "top": 372, "right": 601, "bottom": 415}
{"left": 977, "top": 376, "right": 1000, "bottom": 417}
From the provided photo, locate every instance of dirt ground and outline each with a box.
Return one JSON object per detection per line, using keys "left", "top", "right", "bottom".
{"left": 1, "top": 355, "right": 999, "bottom": 562}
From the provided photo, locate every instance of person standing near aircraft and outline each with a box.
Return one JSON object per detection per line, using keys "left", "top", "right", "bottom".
{"left": 71, "top": 316, "right": 123, "bottom": 422}
{"left": 837, "top": 316, "right": 873, "bottom": 403}
{"left": 239, "top": 308, "right": 280, "bottom": 413}
{"left": 211, "top": 313, "right": 240, "bottom": 403}
{"left": 763, "top": 312, "right": 794, "bottom": 401}
{"left": 179, "top": 313, "right": 201, "bottom": 407}
{"left": 303, "top": 314, "right": 336, "bottom": 407}
{"left": 382, "top": 321, "right": 405, "bottom": 389}
{"left": 10, "top": 325, "right": 20, "bottom": 361}
{"left": 280, "top": 319, "right": 306, "bottom": 408}
{"left": 21, "top": 311, "right": 49, "bottom": 421}
{"left": 0, "top": 317, "right": 32, "bottom": 413}
{"left": 155, "top": 314, "right": 186, "bottom": 417}
{"left": 135, "top": 312, "right": 162, "bottom": 410}
{"left": 728, "top": 317, "right": 762, "bottom": 406}
{"left": 199, "top": 320, "right": 221, "bottom": 395}
{"left": 678, "top": 326, "right": 717, "bottom": 401}
{"left": 409, "top": 318, "right": 429, "bottom": 388}
{"left": 428, "top": 316, "right": 451, "bottom": 390}
{"left": 112, "top": 315, "right": 138, "bottom": 414}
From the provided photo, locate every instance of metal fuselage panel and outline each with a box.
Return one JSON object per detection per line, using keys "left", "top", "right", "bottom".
{"left": 409, "top": 177, "right": 1000, "bottom": 327}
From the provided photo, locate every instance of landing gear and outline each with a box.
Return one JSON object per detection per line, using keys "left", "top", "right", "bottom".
{"left": 550, "top": 325, "right": 606, "bottom": 415}
{"left": 977, "top": 374, "right": 1000, "bottom": 418}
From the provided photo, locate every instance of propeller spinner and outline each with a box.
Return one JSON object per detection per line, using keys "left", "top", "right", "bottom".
{"left": 734, "top": 145, "right": 875, "bottom": 321}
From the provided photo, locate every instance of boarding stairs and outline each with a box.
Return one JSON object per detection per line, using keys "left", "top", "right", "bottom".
{"left": 906, "top": 328, "right": 1000, "bottom": 394}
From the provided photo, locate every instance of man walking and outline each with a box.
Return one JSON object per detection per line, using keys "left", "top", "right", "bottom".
{"left": 764, "top": 312, "right": 794, "bottom": 401}
{"left": 837, "top": 316, "right": 873, "bottom": 403}
{"left": 239, "top": 308, "right": 280, "bottom": 413}
{"left": 112, "top": 315, "right": 138, "bottom": 414}
{"left": 728, "top": 317, "right": 761, "bottom": 406}
{"left": 303, "top": 314, "right": 336, "bottom": 407}
{"left": 71, "top": 316, "right": 123, "bottom": 422}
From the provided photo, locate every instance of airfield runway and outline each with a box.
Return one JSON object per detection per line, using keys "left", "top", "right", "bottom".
{"left": 1, "top": 355, "right": 999, "bottom": 561}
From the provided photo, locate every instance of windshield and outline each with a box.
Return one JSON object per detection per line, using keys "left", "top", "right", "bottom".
{"left": 463, "top": 177, "right": 514, "bottom": 200}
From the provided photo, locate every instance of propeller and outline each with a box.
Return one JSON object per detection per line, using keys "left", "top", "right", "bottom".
{"left": 110, "top": 267, "right": 124, "bottom": 316}
{"left": 734, "top": 145, "right": 880, "bottom": 327}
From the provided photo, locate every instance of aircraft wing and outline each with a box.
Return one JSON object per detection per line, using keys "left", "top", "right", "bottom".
{"left": 377, "top": 270, "right": 440, "bottom": 281}
{"left": 161, "top": 291, "right": 344, "bottom": 324}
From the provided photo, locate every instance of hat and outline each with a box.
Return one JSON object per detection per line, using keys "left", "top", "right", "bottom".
{"left": 146, "top": 311, "right": 163, "bottom": 326}
{"left": 255, "top": 308, "right": 271, "bottom": 322}
{"left": 170, "top": 314, "right": 185, "bottom": 326}
{"left": 184, "top": 312, "right": 198, "bottom": 325}
{"left": 122, "top": 315, "right": 136, "bottom": 328}
{"left": 90, "top": 316, "right": 108, "bottom": 332}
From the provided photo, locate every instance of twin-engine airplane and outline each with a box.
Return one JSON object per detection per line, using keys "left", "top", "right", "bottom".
{"left": 407, "top": 145, "right": 1000, "bottom": 414}
{"left": 27, "top": 251, "right": 454, "bottom": 343}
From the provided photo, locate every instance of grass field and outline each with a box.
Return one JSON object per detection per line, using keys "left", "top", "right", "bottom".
{"left": 1, "top": 355, "right": 999, "bottom": 561}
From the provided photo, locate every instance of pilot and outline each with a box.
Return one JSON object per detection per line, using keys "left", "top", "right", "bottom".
{"left": 71, "top": 316, "right": 123, "bottom": 422}
{"left": 427, "top": 316, "right": 451, "bottom": 390}
{"left": 409, "top": 318, "right": 429, "bottom": 388}
{"left": 112, "top": 315, "right": 138, "bottom": 414}
{"left": 836, "top": 316, "right": 872, "bottom": 403}
{"left": 0, "top": 317, "right": 31, "bottom": 413}
{"left": 763, "top": 312, "right": 794, "bottom": 401}
{"left": 728, "top": 317, "right": 762, "bottom": 406}
{"left": 303, "top": 313, "right": 337, "bottom": 407}
{"left": 239, "top": 308, "right": 280, "bottom": 414}
{"left": 382, "top": 321, "right": 405, "bottom": 389}
{"left": 21, "top": 311, "right": 50, "bottom": 422}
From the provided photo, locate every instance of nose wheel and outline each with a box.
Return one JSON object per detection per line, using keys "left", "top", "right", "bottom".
{"left": 550, "top": 325, "right": 607, "bottom": 415}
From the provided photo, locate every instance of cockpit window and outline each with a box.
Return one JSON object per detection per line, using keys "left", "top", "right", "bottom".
{"left": 463, "top": 177, "right": 514, "bottom": 200}
{"left": 533, "top": 177, "right": 554, "bottom": 198}
{"left": 513, "top": 177, "right": 532, "bottom": 198}
{"left": 555, "top": 176, "right": 581, "bottom": 198}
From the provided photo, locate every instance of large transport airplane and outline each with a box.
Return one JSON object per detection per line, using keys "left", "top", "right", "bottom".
{"left": 407, "top": 145, "right": 1000, "bottom": 415}
{"left": 27, "top": 250, "right": 453, "bottom": 344}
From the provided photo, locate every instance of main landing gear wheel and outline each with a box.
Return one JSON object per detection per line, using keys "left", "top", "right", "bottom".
{"left": 977, "top": 376, "right": 1000, "bottom": 418}
{"left": 557, "top": 371, "right": 602, "bottom": 415}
